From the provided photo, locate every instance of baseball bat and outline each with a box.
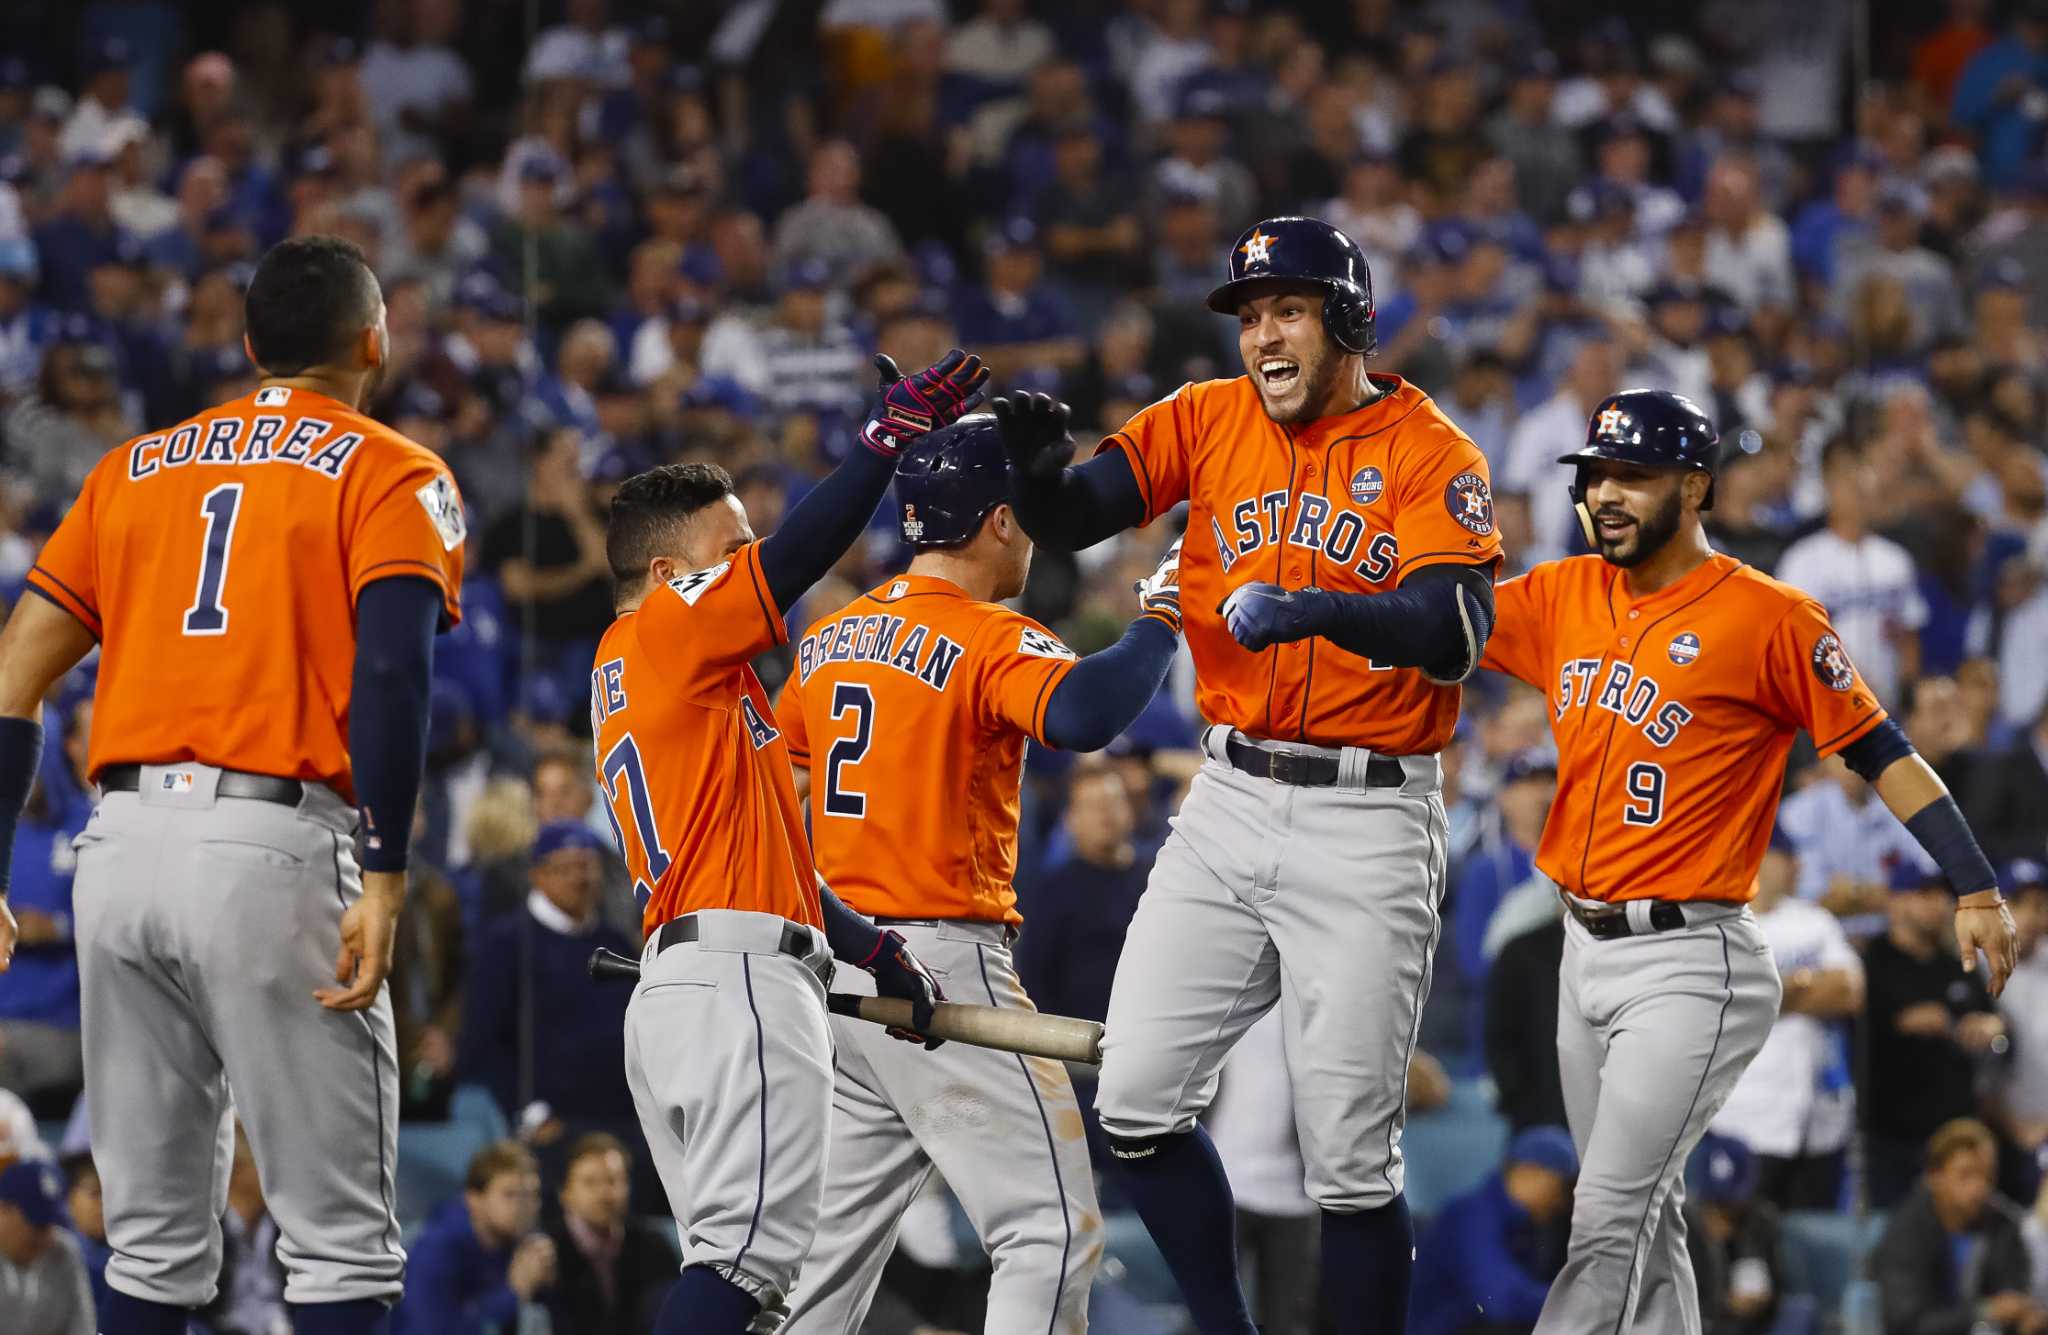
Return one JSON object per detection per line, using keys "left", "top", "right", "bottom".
{"left": 586, "top": 947, "right": 1103, "bottom": 1065}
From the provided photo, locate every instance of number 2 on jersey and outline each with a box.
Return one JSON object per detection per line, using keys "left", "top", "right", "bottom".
{"left": 182, "top": 483, "right": 243, "bottom": 636}
{"left": 823, "top": 683, "right": 874, "bottom": 818}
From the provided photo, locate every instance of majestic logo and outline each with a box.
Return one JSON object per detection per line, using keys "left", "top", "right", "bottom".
{"left": 1597, "top": 406, "right": 1628, "bottom": 436}
{"left": 1811, "top": 634, "right": 1856, "bottom": 692}
{"left": 1444, "top": 472, "right": 1495, "bottom": 535}
{"left": 901, "top": 504, "right": 924, "bottom": 542}
{"left": 1667, "top": 632, "right": 1700, "bottom": 666}
{"left": 1240, "top": 228, "right": 1275, "bottom": 269}
{"left": 1349, "top": 466, "right": 1384, "bottom": 506}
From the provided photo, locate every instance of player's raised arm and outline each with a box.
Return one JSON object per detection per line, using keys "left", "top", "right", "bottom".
{"left": 755, "top": 351, "right": 987, "bottom": 612}
{"left": 994, "top": 392, "right": 1151, "bottom": 552}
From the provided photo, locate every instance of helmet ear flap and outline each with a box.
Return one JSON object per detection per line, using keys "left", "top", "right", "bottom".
{"left": 1320, "top": 285, "right": 1375, "bottom": 356}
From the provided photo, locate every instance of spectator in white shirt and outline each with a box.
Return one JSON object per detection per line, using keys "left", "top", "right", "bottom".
{"left": 361, "top": 0, "right": 475, "bottom": 166}
{"left": 945, "top": 0, "right": 1057, "bottom": 87}
{"left": 1710, "top": 830, "right": 1864, "bottom": 1209}
{"left": 1500, "top": 336, "right": 1622, "bottom": 564}
{"left": 1775, "top": 437, "right": 1929, "bottom": 705}
{"left": 525, "top": 0, "right": 630, "bottom": 86}
{"left": 1702, "top": 154, "right": 1796, "bottom": 312}
{"left": 1127, "top": 0, "right": 1215, "bottom": 127}
{"left": 57, "top": 38, "right": 132, "bottom": 167}
{"left": 1775, "top": 755, "right": 1926, "bottom": 919}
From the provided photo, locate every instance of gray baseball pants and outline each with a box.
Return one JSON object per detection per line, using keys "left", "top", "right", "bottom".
{"left": 1534, "top": 899, "right": 1780, "bottom": 1334}
{"left": 71, "top": 763, "right": 403, "bottom": 1308}
{"left": 782, "top": 919, "right": 1102, "bottom": 1335}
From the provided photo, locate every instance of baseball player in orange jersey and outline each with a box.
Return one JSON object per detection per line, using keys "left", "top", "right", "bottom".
{"left": 772, "top": 413, "right": 1185, "bottom": 1335}
{"left": 1479, "top": 389, "right": 2020, "bottom": 1334}
{"left": 0, "top": 237, "right": 465, "bottom": 1335}
{"left": 591, "top": 350, "right": 987, "bottom": 1335}
{"left": 995, "top": 216, "right": 1503, "bottom": 1335}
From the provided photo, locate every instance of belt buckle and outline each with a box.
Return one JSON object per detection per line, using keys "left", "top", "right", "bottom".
{"left": 1268, "top": 749, "right": 1299, "bottom": 785}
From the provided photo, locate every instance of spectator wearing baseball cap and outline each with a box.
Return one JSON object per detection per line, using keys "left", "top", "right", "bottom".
{"left": 1862, "top": 860, "right": 2007, "bottom": 1208}
{"left": 1686, "top": 1133, "right": 1797, "bottom": 1334}
{"left": 953, "top": 217, "right": 1083, "bottom": 385}
{"left": 1453, "top": 751, "right": 1556, "bottom": 1006}
{"left": 456, "top": 821, "right": 648, "bottom": 1205}
{"left": 0, "top": 1156, "right": 96, "bottom": 1335}
{"left": 1409, "top": 1126, "right": 1577, "bottom": 1335}
{"left": 30, "top": 126, "right": 138, "bottom": 313}
{"left": 55, "top": 36, "right": 132, "bottom": 168}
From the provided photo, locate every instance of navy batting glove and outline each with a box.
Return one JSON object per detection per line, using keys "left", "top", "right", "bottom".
{"left": 991, "top": 392, "right": 1076, "bottom": 479}
{"left": 1220, "top": 582, "right": 1325, "bottom": 651}
{"left": 858, "top": 929, "right": 947, "bottom": 1049}
{"left": 860, "top": 350, "right": 989, "bottom": 457}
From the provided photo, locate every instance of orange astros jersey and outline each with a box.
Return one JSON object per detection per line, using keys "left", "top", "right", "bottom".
{"left": 774, "top": 575, "right": 1078, "bottom": 925}
{"left": 26, "top": 385, "right": 464, "bottom": 800}
{"left": 1481, "top": 551, "right": 1887, "bottom": 904}
{"left": 1104, "top": 374, "right": 1501, "bottom": 753}
{"left": 590, "top": 541, "right": 822, "bottom": 937}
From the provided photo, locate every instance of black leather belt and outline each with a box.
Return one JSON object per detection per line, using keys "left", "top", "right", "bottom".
{"left": 1563, "top": 896, "right": 1690, "bottom": 940}
{"left": 656, "top": 913, "right": 817, "bottom": 962}
{"left": 1224, "top": 734, "right": 1406, "bottom": 788}
{"left": 98, "top": 764, "right": 304, "bottom": 806}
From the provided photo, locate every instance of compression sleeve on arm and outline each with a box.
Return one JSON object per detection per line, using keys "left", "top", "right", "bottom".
{"left": 0, "top": 716, "right": 43, "bottom": 895}
{"left": 348, "top": 576, "right": 442, "bottom": 873}
{"left": 817, "top": 880, "right": 886, "bottom": 964}
{"left": 757, "top": 448, "right": 897, "bottom": 613}
{"left": 1903, "top": 794, "right": 1999, "bottom": 897}
{"left": 1009, "top": 450, "right": 1146, "bottom": 553}
{"left": 1300, "top": 564, "right": 1496, "bottom": 681}
{"left": 1838, "top": 718, "right": 1914, "bottom": 780}
{"left": 1041, "top": 616, "right": 1179, "bottom": 752}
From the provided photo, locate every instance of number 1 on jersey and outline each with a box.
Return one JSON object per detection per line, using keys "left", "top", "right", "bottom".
{"left": 183, "top": 483, "right": 243, "bottom": 636}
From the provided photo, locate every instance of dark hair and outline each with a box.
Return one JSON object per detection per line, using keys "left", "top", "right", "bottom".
{"left": 1818, "top": 433, "right": 1863, "bottom": 476}
{"left": 244, "top": 235, "right": 380, "bottom": 376}
{"left": 465, "top": 1139, "right": 538, "bottom": 1193}
{"left": 562, "top": 1131, "right": 631, "bottom": 1177}
{"left": 606, "top": 461, "right": 735, "bottom": 587}
{"left": 1925, "top": 1117, "right": 1995, "bottom": 1172}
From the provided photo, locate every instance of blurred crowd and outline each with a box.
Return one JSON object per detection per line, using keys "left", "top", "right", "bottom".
{"left": 0, "top": 0, "right": 2044, "bottom": 1332}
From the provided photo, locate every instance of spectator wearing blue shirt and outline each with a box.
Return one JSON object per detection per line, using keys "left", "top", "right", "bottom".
{"left": 0, "top": 236, "right": 61, "bottom": 400}
{"left": 30, "top": 142, "right": 135, "bottom": 312}
{"left": 60, "top": 1154, "right": 111, "bottom": 1319}
{"left": 1410, "top": 1126, "right": 1578, "bottom": 1335}
{"left": 1452, "top": 753, "right": 1556, "bottom": 1018}
{"left": 0, "top": 697, "right": 91, "bottom": 1116}
{"left": 952, "top": 217, "right": 1083, "bottom": 384}
{"left": 1790, "top": 145, "right": 1881, "bottom": 285}
{"left": 395, "top": 1141, "right": 557, "bottom": 1335}
{"left": 1950, "top": 1, "right": 2048, "bottom": 189}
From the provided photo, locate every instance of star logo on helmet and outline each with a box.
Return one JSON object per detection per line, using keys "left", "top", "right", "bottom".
{"left": 1597, "top": 406, "right": 1627, "bottom": 435}
{"left": 1241, "top": 228, "right": 1275, "bottom": 268}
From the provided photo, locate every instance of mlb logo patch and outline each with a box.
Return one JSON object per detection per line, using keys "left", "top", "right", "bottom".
{"left": 1349, "top": 466, "right": 1384, "bottom": 506}
{"left": 1667, "top": 632, "right": 1701, "bottom": 666}
{"left": 888, "top": 580, "right": 909, "bottom": 599}
{"left": 160, "top": 770, "right": 195, "bottom": 794}
{"left": 254, "top": 386, "right": 291, "bottom": 407}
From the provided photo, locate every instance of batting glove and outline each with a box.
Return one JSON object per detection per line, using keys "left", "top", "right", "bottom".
{"left": 1220, "top": 582, "right": 1326, "bottom": 652}
{"left": 858, "top": 929, "right": 947, "bottom": 1049}
{"left": 990, "top": 391, "right": 1076, "bottom": 480}
{"left": 1134, "top": 537, "right": 1185, "bottom": 634}
{"left": 859, "top": 350, "right": 989, "bottom": 458}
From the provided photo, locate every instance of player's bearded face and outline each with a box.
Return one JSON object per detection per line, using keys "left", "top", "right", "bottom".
{"left": 1239, "top": 291, "right": 1341, "bottom": 424}
{"left": 1586, "top": 469, "right": 1685, "bottom": 567}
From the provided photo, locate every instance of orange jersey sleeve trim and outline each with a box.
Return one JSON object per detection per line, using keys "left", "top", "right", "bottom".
{"left": 23, "top": 566, "right": 101, "bottom": 637}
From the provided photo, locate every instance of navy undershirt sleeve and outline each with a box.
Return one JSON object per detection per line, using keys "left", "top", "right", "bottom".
{"left": 349, "top": 576, "right": 441, "bottom": 872}
{"left": 1307, "top": 563, "right": 1495, "bottom": 677}
{"left": 0, "top": 716, "right": 43, "bottom": 894}
{"left": 1008, "top": 450, "right": 1146, "bottom": 552}
{"left": 1041, "top": 617, "right": 1179, "bottom": 752}
{"left": 1838, "top": 718, "right": 1913, "bottom": 780}
{"left": 758, "top": 448, "right": 897, "bottom": 613}
{"left": 817, "top": 881, "right": 885, "bottom": 963}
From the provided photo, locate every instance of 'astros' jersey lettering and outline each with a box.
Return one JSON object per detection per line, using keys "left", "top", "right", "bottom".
{"left": 775, "top": 575, "right": 1079, "bottom": 924}
{"left": 27, "top": 385, "right": 465, "bottom": 799}
{"left": 1481, "top": 552, "right": 1886, "bottom": 903}
{"left": 1103, "top": 374, "right": 1501, "bottom": 753}
{"left": 591, "top": 542, "right": 822, "bottom": 937}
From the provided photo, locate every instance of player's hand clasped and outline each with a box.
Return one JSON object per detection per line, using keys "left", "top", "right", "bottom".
{"left": 991, "top": 392, "right": 1076, "bottom": 479}
{"left": 1220, "top": 582, "right": 1324, "bottom": 652}
{"left": 859, "top": 929, "right": 947, "bottom": 1049}
{"left": 859, "top": 350, "right": 990, "bottom": 458}
{"left": 1134, "top": 538, "right": 1185, "bottom": 633}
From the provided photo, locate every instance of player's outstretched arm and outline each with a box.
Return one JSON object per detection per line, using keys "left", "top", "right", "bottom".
{"left": 993, "top": 392, "right": 1146, "bottom": 552}
{"left": 1857, "top": 737, "right": 2019, "bottom": 995}
{"left": 317, "top": 575, "right": 442, "bottom": 1010}
{"left": 1041, "top": 539, "right": 1183, "bottom": 752}
{"left": 1221, "top": 563, "right": 1495, "bottom": 683}
{"left": 758, "top": 352, "right": 988, "bottom": 613}
{"left": 0, "top": 594, "right": 96, "bottom": 972}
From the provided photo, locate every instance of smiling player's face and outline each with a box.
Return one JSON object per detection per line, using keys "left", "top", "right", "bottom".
{"left": 1581, "top": 462, "right": 1696, "bottom": 568}
{"left": 1237, "top": 288, "right": 1345, "bottom": 425}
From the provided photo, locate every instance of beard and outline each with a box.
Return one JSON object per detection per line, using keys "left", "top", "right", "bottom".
{"left": 1256, "top": 343, "right": 1345, "bottom": 424}
{"left": 1597, "top": 487, "right": 1685, "bottom": 567}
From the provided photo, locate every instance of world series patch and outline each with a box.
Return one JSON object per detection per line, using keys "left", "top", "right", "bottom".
{"left": 1444, "top": 472, "right": 1494, "bottom": 535}
{"left": 1811, "top": 633, "right": 1855, "bottom": 691}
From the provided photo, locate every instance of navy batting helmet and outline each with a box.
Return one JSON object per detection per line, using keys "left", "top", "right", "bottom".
{"left": 1557, "top": 389, "right": 1722, "bottom": 510}
{"left": 1206, "top": 216, "right": 1376, "bottom": 356}
{"left": 894, "top": 413, "right": 1007, "bottom": 549}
